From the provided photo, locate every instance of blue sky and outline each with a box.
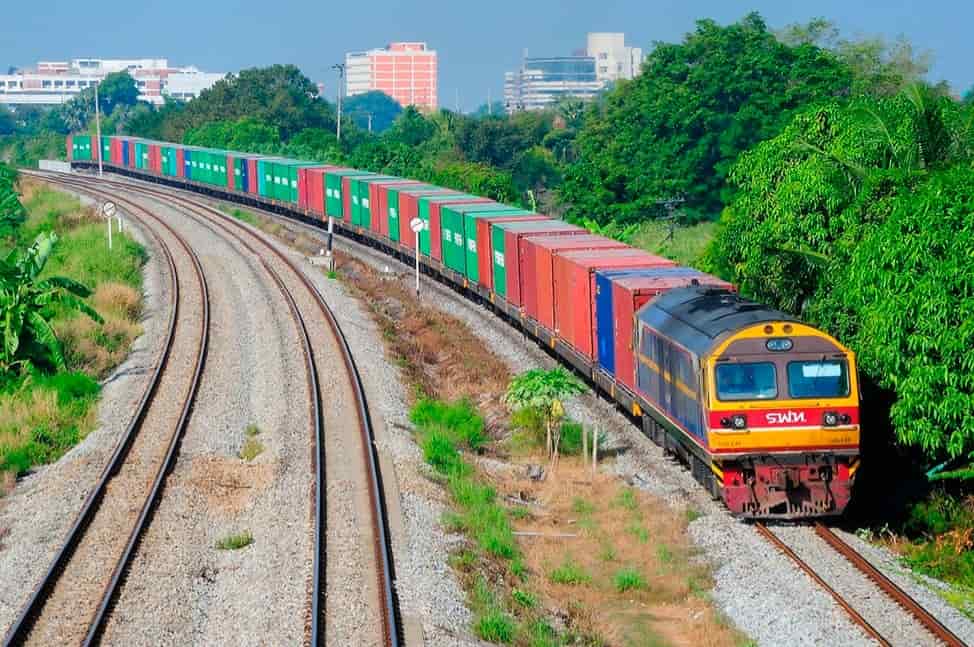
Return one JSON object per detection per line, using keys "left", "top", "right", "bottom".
{"left": 2, "top": 0, "right": 967, "bottom": 110}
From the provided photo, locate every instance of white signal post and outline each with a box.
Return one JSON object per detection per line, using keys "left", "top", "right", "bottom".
{"left": 102, "top": 201, "right": 117, "bottom": 250}
{"left": 326, "top": 214, "right": 335, "bottom": 272}
{"left": 410, "top": 217, "right": 425, "bottom": 297}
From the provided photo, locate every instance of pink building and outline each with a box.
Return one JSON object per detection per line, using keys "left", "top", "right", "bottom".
{"left": 345, "top": 42, "right": 438, "bottom": 111}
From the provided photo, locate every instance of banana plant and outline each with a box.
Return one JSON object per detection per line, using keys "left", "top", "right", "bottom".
{"left": 0, "top": 232, "right": 103, "bottom": 375}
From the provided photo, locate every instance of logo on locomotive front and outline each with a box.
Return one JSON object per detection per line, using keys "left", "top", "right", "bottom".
{"left": 765, "top": 411, "right": 807, "bottom": 424}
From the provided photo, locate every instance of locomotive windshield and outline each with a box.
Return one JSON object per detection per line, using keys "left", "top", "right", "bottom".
{"left": 787, "top": 360, "right": 849, "bottom": 398}
{"left": 715, "top": 362, "right": 777, "bottom": 401}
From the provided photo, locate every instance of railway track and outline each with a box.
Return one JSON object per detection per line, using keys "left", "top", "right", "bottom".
{"left": 3, "top": 180, "right": 211, "bottom": 646}
{"left": 756, "top": 522, "right": 967, "bottom": 647}
{"left": 37, "top": 172, "right": 403, "bottom": 646}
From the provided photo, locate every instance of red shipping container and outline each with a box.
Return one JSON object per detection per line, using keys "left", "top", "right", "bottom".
{"left": 127, "top": 141, "right": 136, "bottom": 168}
{"left": 475, "top": 214, "right": 547, "bottom": 290}
{"left": 152, "top": 145, "right": 162, "bottom": 174}
{"left": 247, "top": 158, "right": 257, "bottom": 192}
{"left": 429, "top": 197, "right": 492, "bottom": 261}
{"left": 611, "top": 273, "right": 734, "bottom": 390}
{"left": 553, "top": 249, "right": 676, "bottom": 359}
{"left": 378, "top": 181, "right": 426, "bottom": 240}
{"left": 521, "top": 235, "right": 628, "bottom": 327}
{"left": 65, "top": 134, "right": 73, "bottom": 161}
{"left": 227, "top": 155, "right": 236, "bottom": 190}
{"left": 397, "top": 189, "right": 459, "bottom": 250}
{"left": 111, "top": 139, "right": 121, "bottom": 165}
{"left": 370, "top": 179, "right": 414, "bottom": 238}
{"left": 305, "top": 167, "right": 334, "bottom": 217}
{"left": 500, "top": 222, "right": 587, "bottom": 307}
{"left": 176, "top": 148, "right": 186, "bottom": 178}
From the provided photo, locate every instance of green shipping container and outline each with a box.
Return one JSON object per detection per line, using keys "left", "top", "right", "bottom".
{"left": 439, "top": 204, "right": 522, "bottom": 275}
{"left": 416, "top": 193, "right": 478, "bottom": 257}
{"left": 490, "top": 219, "right": 567, "bottom": 298}
{"left": 346, "top": 174, "right": 391, "bottom": 228}
{"left": 462, "top": 209, "right": 536, "bottom": 283}
{"left": 386, "top": 185, "right": 444, "bottom": 243}
{"left": 101, "top": 137, "right": 111, "bottom": 163}
{"left": 72, "top": 135, "right": 92, "bottom": 161}
{"left": 324, "top": 169, "right": 370, "bottom": 218}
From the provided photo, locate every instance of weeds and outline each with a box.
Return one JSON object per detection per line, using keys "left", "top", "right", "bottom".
{"left": 549, "top": 557, "right": 591, "bottom": 585}
{"left": 239, "top": 424, "right": 265, "bottom": 461}
{"left": 614, "top": 568, "right": 647, "bottom": 592}
{"left": 216, "top": 530, "right": 253, "bottom": 550}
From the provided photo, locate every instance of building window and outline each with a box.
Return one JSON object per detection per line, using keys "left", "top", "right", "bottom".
{"left": 42, "top": 80, "right": 52, "bottom": 88}
{"left": 54, "top": 80, "right": 63, "bottom": 88}
{"left": 66, "top": 80, "right": 76, "bottom": 87}
{"left": 598, "top": 53, "right": 608, "bottom": 60}
{"left": 599, "top": 66, "right": 608, "bottom": 73}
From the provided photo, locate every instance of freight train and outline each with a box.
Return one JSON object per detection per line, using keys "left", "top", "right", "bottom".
{"left": 67, "top": 133, "right": 862, "bottom": 518}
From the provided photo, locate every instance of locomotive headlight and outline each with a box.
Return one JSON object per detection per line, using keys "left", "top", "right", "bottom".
{"left": 840, "top": 413, "right": 852, "bottom": 424}
{"left": 823, "top": 411, "right": 839, "bottom": 427}
{"left": 731, "top": 414, "right": 747, "bottom": 430}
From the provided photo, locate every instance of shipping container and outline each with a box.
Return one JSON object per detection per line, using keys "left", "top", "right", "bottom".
{"left": 70, "top": 134, "right": 92, "bottom": 161}
{"left": 458, "top": 208, "right": 540, "bottom": 284}
{"left": 595, "top": 269, "right": 734, "bottom": 389}
{"left": 176, "top": 147, "right": 185, "bottom": 178}
{"left": 349, "top": 174, "right": 396, "bottom": 229}
{"left": 521, "top": 235, "right": 628, "bottom": 328}
{"left": 304, "top": 167, "right": 333, "bottom": 217}
{"left": 325, "top": 169, "right": 372, "bottom": 220}
{"left": 395, "top": 187, "right": 455, "bottom": 248}
{"left": 472, "top": 212, "right": 546, "bottom": 289}
{"left": 246, "top": 158, "right": 258, "bottom": 193}
{"left": 418, "top": 195, "right": 493, "bottom": 260}
{"left": 65, "top": 134, "right": 73, "bottom": 161}
{"left": 297, "top": 165, "right": 333, "bottom": 211}
{"left": 373, "top": 179, "right": 422, "bottom": 239}
{"left": 383, "top": 184, "right": 439, "bottom": 245}
{"left": 553, "top": 249, "right": 676, "bottom": 359}
{"left": 489, "top": 220, "right": 587, "bottom": 304}
{"left": 121, "top": 139, "right": 131, "bottom": 167}
{"left": 101, "top": 137, "right": 111, "bottom": 164}
{"left": 127, "top": 140, "right": 136, "bottom": 168}
{"left": 439, "top": 203, "right": 521, "bottom": 276}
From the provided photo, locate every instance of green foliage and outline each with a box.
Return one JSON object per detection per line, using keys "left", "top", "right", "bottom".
{"left": 1, "top": 232, "right": 103, "bottom": 375}
{"left": 343, "top": 90, "right": 402, "bottom": 133}
{"left": 474, "top": 610, "right": 515, "bottom": 643}
{"left": 456, "top": 112, "right": 552, "bottom": 169}
{"left": 709, "top": 88, "right": 974, "bottom": 459}
{"left": 900, "top": 491, "right": 974, "bottom": 592}
{"left": 184, "top": 117, "right": 281, "bottom": 151}
{"left": 613, "top": 568, "right": 647, "bottom": 592}
{"left": 578, "top": 217, "right": 639, "bottom": 244}
{"left": 503, "top": 368, "right": 586, "bottom": 417}
{"left": 548, "top": 557, "right": 591, "bottom": 585}
{"left": 410, "top": 398, "right": 487, "bottom": 450}
{"left": 511, "top": 588, "right": 537, "bottom": 608}
{"left": 169, "top": 65, "right": 334, "bottom": 140}
{"left": 560, "top": 12, "right": 853, "bottom": 223}
{"left": 216, "top": 530, "right": 254, "bottom": 550}
{"left": 0, "top": 164, "right": 25, "bottom": 237}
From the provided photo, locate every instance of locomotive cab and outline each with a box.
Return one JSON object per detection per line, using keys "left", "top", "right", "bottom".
{"left": 705, "top": 322, "right": 861, "bottom": 517}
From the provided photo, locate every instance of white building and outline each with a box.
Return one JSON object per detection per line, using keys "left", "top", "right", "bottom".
{"left": 505, "top": 33, "right": 643, "bottom": 113}
{"left": 0, "top": 58, "right": 226, "bottom": 107}
{"left": 586, "top": 33, "right": 644, "bottom": 83}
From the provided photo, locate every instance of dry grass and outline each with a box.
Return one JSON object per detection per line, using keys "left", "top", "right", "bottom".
{"left": 93, "top": 282, "right": 142, "bottom": 320}
{"left": 55, "top": 282, "right": 143, "bottom": 378}
{"left": 508, "top": 460, "right": 743, "bottom": 646}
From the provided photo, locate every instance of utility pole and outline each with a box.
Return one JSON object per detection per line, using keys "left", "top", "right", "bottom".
{"left": 487, "top": 88, "right": 492, "bottom": 115}
{"left": 94, "top": 80, "right": 103, "bottom": 177}
{"left": 332, "top": 63, "right": 345, "bottom": 142}
{"left": 367, "top": 112, "right": 373, "bottom": 133}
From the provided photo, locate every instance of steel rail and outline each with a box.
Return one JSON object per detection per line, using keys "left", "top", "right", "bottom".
{"left": 4, "top": 175, "right": 210, "bottom": 646}
{"left": 754, "top": 523, "right": 891, "bottom": 647}
{"left": 74, "top": 174, "right": 403, "bottom": 647}
{"left": 814, "top": 523, "right": 966, "bottom": 647}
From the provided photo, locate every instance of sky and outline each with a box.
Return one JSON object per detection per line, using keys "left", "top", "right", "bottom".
{"left": 2, "top": 0, "right": 969, "bottom": 111}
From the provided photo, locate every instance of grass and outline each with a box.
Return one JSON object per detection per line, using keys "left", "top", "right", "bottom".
{"left": 216, "top": 530, "right": 254, "bottom": 550}
{"left": 614, "top": 568, "right": 647, "bottom": 592}
{"left": 239, "top": 424, "right": 265, "bottom": 461}
{"left": 549, "top": 557, "right": 592, "bottom": 585}
{"left": 631, "top": 219, "right": 716, "bottom": 268}
{"left": 0, "top": 181, "right": 145, "bottom": 485}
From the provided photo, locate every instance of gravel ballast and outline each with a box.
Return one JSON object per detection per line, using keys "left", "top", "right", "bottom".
{"left": 268, "top": 214, "right": 974, "bottom": 647}
{"left": 0, "top": 194, "right": 169, "bottom": 636}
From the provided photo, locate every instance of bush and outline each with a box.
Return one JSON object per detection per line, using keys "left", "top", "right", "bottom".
{"left": 411, "top": 398, "right": 487, "bottom": 450}
{"left": 474, "top": 610, "right": 515, "bottom": 643}
{"left": 548, "top": 558, "right": 591, "bottom": 585}
{"left": 216, "top": 530, "right": 254, "bottom": 550}
{"left": 614, "top": 568, "right": 647, "bottom": 592}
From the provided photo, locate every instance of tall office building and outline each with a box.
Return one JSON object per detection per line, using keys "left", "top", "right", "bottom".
{"left": 504, "top": 33, "right": 643, "bottom": 113}
{"left": 0, "top": 58, "right": 225, "bottom": 106}
{"left": 345, "top": 42, "right": 438, "bottom": 110}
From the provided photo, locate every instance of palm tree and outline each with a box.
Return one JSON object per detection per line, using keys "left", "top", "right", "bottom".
{"left": 0, "top": 232, "right": 102, "bottom": 375}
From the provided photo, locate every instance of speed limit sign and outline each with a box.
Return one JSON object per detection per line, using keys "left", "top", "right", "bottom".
{"left": 102, "top": 201, "right": 117, "bottom": 218}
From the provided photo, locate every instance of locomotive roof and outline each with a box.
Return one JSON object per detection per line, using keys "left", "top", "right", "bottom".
{"left": 638, "top": 286, "right": 797, "bottom": 356}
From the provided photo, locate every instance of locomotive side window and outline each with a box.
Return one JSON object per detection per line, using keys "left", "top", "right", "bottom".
{"left": 787, "top": 361, "right": 849, "bottom": 398}
{"left": 715, "top": 363, "right": 777, "bottom": 401}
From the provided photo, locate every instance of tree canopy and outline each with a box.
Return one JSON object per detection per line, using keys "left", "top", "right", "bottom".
{"left": 559, "top": 12, "right": 853, "bottom": 223}
{"left": 707, "top": 87, "right": 974, "bottom": 460}
{"left": 343, "top": 91, "right": 402, "bottom": 133}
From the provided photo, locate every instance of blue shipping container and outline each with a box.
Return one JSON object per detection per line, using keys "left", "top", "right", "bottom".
{"left": 595, "top": 267, "right": 708, "bottom": 375}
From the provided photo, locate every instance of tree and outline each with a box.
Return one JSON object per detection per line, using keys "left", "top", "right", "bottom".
{"left": 0, "top": 233, "right": 103, "bottom": 375}
{"left": 708, "top": 87, "right": 974, "bottom": 460}
{"left": 456, "top": 111, "right": 552, "bottom": 169}
{"left": 171, "top": 65, "right": 334, "bottom": 140}
{"left": 559, "top": 12, "right": 853, "bottom": 224}
{"left": 777, "top": 18, "right": 934, "bottom": 96}
{"left": 343, "top": 91, "right": 402, "bottom": 133}
{"left": 97, "top": 71, "right": 140, "bottom": 114}
{"left": 503, "top": 368, "right": 585, "bottom": 468}
{"left": 385, "top": 106, "right": 437, "bottom": 147}
{"left": 0, "top": 108, "right": 14, "bottom": 136}
{"left": 471, "top": 101, "right": 506, "bottom": 118}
